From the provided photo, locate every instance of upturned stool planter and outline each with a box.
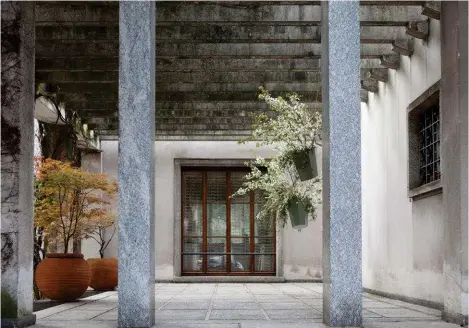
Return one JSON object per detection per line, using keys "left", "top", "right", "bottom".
{"left": 292, "top": 149, "right": 318, "bottom": 181}
{"left": 35, "top": 253, "right": 91, "bottom": 301}
{"left": 287, "top": 197, "right": 309, "bottom": 231}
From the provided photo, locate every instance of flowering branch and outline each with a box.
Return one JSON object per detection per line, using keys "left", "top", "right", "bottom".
{"left": 233, "top": 88, "right": 323, "bottom": 226}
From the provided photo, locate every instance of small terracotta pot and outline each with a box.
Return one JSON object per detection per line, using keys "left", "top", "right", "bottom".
{"left": 35, "top": 253, "right": 90, "bottom": 301}
{"left": 87, "top": 258, "right": 118, "bottom": 291}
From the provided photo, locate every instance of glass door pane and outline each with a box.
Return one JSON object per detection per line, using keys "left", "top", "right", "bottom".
{"left": 231, "top": 203, "right": 250, "bottom": 237}
{"left": 207, "top": 204, "right": 226, "bottom": 237}
{"left": 207, "top": 237, "right": 226, "bottom": 272}
{"left": 206, "top": 172, "right": 227, "bottom": 272}
{"left": 231, "top": 237, "right": 250, "bottom": 272}
{"left": 183, "top": 237, "right": 203, "bottom": 272}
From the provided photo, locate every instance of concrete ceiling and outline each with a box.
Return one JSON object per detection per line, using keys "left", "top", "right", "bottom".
{"left": 34, "top": 1, "right": 440, "bottom": 139}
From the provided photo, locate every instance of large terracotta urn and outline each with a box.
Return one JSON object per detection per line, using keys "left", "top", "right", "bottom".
{"left": 35, "top": 253, "right": 90, "bottom": 301}
{"left": 87, "top": 258, "right": 118, "bottom": 291}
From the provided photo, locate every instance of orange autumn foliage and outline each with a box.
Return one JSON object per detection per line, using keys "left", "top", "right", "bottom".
{"left": 34, "top": 158, "right": 117, "bottom": 253}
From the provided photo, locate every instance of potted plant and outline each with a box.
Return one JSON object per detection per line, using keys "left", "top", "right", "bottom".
{"left": 233, "top": 157, "right": 321, "bottom": 231}
{"left": 234, "top": 88, "right": 323, "bottom": 230}
{"left": 34, "top": 158, "right": 117, "bottom": 301}
{"left": 85, "top": 215, "right": 118, "bottom": 291}
{"left": 241, "top": 88, "right": 322, "bottom": 181}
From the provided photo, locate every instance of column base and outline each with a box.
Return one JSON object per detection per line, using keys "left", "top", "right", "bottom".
{"left": 1, "top": 314, "right": 36, "bottom": 328}
{"left": 441, "top": 310, "right": 468, "bottom": 327}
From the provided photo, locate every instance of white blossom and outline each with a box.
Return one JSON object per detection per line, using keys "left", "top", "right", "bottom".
{"left": 233, "top": 88, "right": 323, "bottom": 226}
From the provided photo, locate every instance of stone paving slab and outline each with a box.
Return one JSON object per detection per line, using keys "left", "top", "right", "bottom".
{"left": 160, "top": 300, "right": 211, "bottom": 310}
{"left": 154, "top": 310, "right": 207, "bottom": 320}
{"left": 212, "top": 300, "right": 260, "bottom": 309}
{"left": 367, "top": 308, "right": 439, "bottom": 319}
{"left": 31, "top": 283, "right": 461, "bottom": 328}
{"left": 154, "top": 324, "right": 239, "bottom": 328}
{"left": 259, "top": 301, "right": 310, "bottom": 309}
{"left": 265, "top": 309, "right": 323, "bottom": 320}
{"left": 31, "top": 320, "right": 460, "bottom": 328}
{"left": 44, "top": 310, "right": 105, "bottom": 321}
{"left": 92, "top": 310, "right": 118, "bottom": 321}
{"left": 210, "top": 309, "right": 266, "bottom": 320}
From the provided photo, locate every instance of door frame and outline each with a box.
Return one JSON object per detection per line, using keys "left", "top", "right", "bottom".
{"left": 173, "top": 158, "right": 283, "bottom": 277}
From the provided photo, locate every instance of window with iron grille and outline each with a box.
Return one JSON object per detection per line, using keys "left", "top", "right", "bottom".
{"left": 181, "top": 168, "right": 275, "bottom": 276}
{"left": 407, "top": 80, "right": 442, "bottom": 198}
{"left": 418, "top": 105, "right": 440, "bottom": 185}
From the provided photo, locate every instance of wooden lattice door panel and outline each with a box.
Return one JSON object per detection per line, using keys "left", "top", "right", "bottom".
{"left": 181, "top": 168, "right": 275, "bottom": 275}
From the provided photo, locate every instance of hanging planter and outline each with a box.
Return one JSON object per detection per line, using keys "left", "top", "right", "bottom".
{"left": 287, "top": 196, "right": 309, "bottom": 231}
{"left": 291, "top": 148, "right": 318, "bottom": 181}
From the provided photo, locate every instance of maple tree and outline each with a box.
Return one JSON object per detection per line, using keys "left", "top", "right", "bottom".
{"left": 34, "top": 158, "right": 117, "bottom": 254}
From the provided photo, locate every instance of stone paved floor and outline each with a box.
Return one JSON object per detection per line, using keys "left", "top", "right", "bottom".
{"left": 32, "top": 283, "right": 460, "bottom": 328}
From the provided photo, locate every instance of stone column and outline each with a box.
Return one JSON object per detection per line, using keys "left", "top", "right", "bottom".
{"left": 1, "top": 2, "right": 36, "bottom": 328}
{"left": 321, "top": 1, "right": 362, "bottom": 326}
{"left": 118, "top": 1, "right": 156, "bottom": 327}
{"left": 441, "top": 1, "right": 468, "bottom": 326}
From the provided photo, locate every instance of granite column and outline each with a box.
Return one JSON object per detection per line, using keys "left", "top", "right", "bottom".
{"left": 118, "top": 2, "right": 156, "bottom": 327}
{"left": 321, "top": 1, "right": 362, "bottom": 326}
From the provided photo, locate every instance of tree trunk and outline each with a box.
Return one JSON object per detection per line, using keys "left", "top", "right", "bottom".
{"left": 73, "top": 237, "right": 82, "bottom": 254}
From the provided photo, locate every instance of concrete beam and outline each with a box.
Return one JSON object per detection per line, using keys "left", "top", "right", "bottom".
{"left": 360, "top": 5, "right": 426, "bottom": 25}
{"left": 360, "top": 89, "right": 369, "bottom": 103}
{"left": 64, "top": 91, "right": 322, "bottom": 103}
{"left": 157, "top": 82, "right": 321, "bottom": 92}
{"left": 36, "top": 57, "right": 319, "bottom": 72}
{"left": 380, "top": 54, "right": 400, "bottom": 69}
{"left": 360, "top": 26, "right": 408, "bottom": 43}
{"left": 422, "top": 1, "right": 441, "bottom": 20}
{"left": 361, "top": 79, "right": 379, "bottom": 93}
{"left": 36, "top": 24, "right": 321, "bottom": 43}
{"left": 366, "top": 68, "right": 389, "bottom": 82}
{"left": 76, "top": 101, "right": 322, "bottom": 111}
{"left": 35, "top": 2, "right": 428, "bottom": 25}
{"left": 36, "top": 41, "right": 399, "bottom": 57}
{"left": 64, "top": 81, "right": 320, "bottom": 94}
{"left": 392, "top": 38, "right": 414, "bottom": 56}
{"left": 37, "top": 24, "right": 429, "bottom": 45}
{"left": 56, "top": 81, "right": 321, "bottom": 94}
{"left": 98, "top": 129, "right": 254, "bottom": 141}
{"left": 36, "top": 58, "right": 393, "bottom": 72}
{"left": 41, "top": 68, "right": 393, "bottom": 84}
{"left": 37, "top": 70, "right": 321, "bottom": 84}
{"left": 405, "top": 20, "right": 429, "bottom": 39}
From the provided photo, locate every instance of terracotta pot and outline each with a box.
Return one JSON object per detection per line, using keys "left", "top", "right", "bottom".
{"left": 35, "top": 253, "right": 90, "bottom": 301}
{"left": 87, "top": 258, "right": 118, "bottom": 291}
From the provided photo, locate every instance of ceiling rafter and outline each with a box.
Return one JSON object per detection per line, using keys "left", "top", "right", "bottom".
{"left": 34, "top": 1, "right": 441, "bottom": 136}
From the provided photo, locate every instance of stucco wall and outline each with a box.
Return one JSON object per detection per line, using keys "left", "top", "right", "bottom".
{"left": 97, "top": 140, "right": 323, "bottom": 280}
{"left": 81, "top": 152, "right": 104, "bottom": 260}
{"left": 361, "top": 19, "right": 443, "bottom": 304}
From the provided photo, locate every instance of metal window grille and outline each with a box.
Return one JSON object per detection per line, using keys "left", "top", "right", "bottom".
{"left": 418, "top": 105, "right": 440, "bottom": 185}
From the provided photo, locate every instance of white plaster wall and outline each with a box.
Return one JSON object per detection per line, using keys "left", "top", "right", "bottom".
{"left": 282, "top": 146, "right": 323, "bottom": 280}
{"left": 281, "top": 212, "right": 322, "bottom": 280}
{"left": 99, "top": 140, "right": 322, "bottom": 280}
{"left": 362, "top": 19, "right": 444, "bottom": 303}
{"left": 80, "top": 152, "right": 107, "bottom": 260}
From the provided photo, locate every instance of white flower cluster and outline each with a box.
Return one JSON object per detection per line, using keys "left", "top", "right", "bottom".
{"left": 233, "top": 88, "right": 323, "bottom": 225}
